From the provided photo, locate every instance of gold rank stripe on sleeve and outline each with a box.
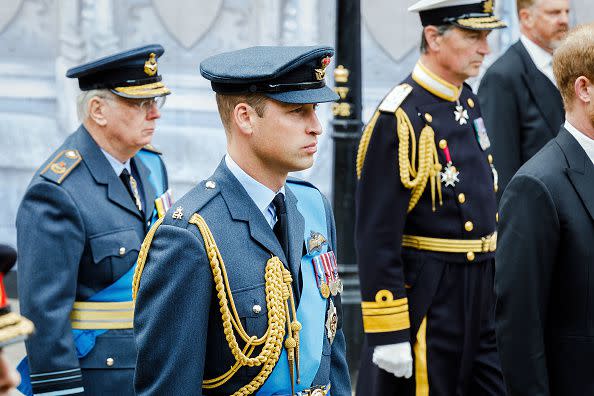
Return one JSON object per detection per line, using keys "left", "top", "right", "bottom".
{"left": 361, "top": 290, "right": 410, "bottom": 333}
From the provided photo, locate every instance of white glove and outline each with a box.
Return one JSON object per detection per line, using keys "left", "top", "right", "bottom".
{"left": 372, "top": 342, "right": 413, "bottom": 379}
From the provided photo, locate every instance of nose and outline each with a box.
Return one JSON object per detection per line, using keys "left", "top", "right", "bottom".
{"left": 559, "top": 10, "right": 569, "bottom": 25}
{"left": 146, "top": 104, "right": 161, "bottom": 120}
{"left": 478, "top": 35, "right": 491, "bottom": 56}
{"left": 308, "top": 110, "right": 322, "bottom": 135}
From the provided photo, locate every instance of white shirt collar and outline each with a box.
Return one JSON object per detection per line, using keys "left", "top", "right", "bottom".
{"left": 224, "top": 154, "right": 285, "bottom": 228}
{"left": 520, "top": 35, "right": 556, "bottom": 86}
{"left": 564, "top": 120, "right": 594, "bottom": 166}
{"left": 101, "top": 148, "right": 131, "bottom": 176}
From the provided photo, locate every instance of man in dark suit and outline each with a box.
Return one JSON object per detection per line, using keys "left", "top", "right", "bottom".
{"left": 478, "top": 0, "right": 569, "bottom": 199}
{"left": 496, "top": 23, "right": 594, "bottom": 395}
{"left": 16, "top": 45, "right": 172, "bottom": 395}
{"left": 133, "top": 46, "right": 351, "bottom": 395}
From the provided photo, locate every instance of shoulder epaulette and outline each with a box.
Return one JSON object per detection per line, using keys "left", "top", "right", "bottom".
{"left": 287, "top": 177, "right": 318, "bottom": 190}
{"left": 141, "top": 144, "right": 162, "bottom": 154}
{"left": 40, "top": 150, "right": 82, "bottom": 184}
{"left": 378, "top": 83, "right": 413, "bottom": 113}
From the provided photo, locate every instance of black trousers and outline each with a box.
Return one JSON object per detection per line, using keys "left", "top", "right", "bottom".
{"left": 356, "top": 254, "right": 505, "bottom": 396}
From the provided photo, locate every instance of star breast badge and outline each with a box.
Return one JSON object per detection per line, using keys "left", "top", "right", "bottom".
{"left": 440, "top": 162, "right": 460, "bottom": 187}
{"left": 454, "top": 105, "right": 469, "bottom": 125}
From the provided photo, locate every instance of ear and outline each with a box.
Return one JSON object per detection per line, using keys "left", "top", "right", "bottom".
{"left": 575, "top": 76, "right": 592, "bottom": 104}
{"left": 88, "top": 96, "right": 108, "bottom": 126}
{"left": 518, "top": 7, "right": 534, "bottom": 28}
{"left": 424, "top": 26, "right": 442, "bottom": 52}
{"left": 232, "top": 102, "right": 255, "bottom": 137}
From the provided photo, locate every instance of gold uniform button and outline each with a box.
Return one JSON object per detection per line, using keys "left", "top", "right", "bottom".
{"left": 487, "top": 154, "right": 493, "bottom": 164}
{"left": 439, "top": 139, "right": 447, "bottom": 149}
{"left": 106, "top": 357, "right": 114, "bottom": 367}
{"left": 464, "top": 221, "right": 474, "bottom": 232}
{"left": 458, "top": 193, "right": 466, "bottom": 204}
{"left": 424, "top": 113, "right": 433, "bottom": 123}
{"left": 467, "top": 98, "right": 475, "bottom": 108}
{"left": 252, "top": 304, "right": 262, "bottom": 314}
{"left": 119, "top": 247, "right": 126, "bottom": 256}
{"left": 467, "top": 252, "right": 475, "bottom": 261}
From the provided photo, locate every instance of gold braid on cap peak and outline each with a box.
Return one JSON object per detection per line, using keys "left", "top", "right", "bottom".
{"left": 396, "top": 108, "right": 442, "bottom": 212}
{"left": 132, "top": 214, "right": 301, "bottom": 396}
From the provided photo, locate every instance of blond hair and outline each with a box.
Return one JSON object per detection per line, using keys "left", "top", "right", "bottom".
{"left": 552, "top": 23, "right": 594, "bottom": 111}
{"left": 215, "top": 93, "right": 268, "bottom": 132}
{"left": 516, "top": 0, "right": 537, "bottom": 14}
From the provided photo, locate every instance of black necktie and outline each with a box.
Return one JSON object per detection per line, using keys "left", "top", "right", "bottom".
{"left": 272, "top": 193, "right": 289, "bottom": 259}
{"left": 119, "top": 168, "right": 142, "bottom": 212}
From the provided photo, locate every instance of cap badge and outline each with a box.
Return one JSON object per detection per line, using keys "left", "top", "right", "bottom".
{"left": 144, "top": 53, "right": 158, "bottom": 76}
{"left": 483, "top": 0, "right": 493, "bottom": 13}
{"left": 315, "top": 56, "right": 332, "bottom": 81}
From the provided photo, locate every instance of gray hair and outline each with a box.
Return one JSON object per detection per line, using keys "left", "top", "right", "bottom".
{"left": 76, "top": 89, "right": 113, "bottom": 122}
{"left": 420, "top": 24, "right": 454, "bottom": 53}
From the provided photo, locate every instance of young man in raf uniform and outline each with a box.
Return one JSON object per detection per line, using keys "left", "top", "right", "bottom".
{"left": 133, "top": 46, "right": 351, "bottom": 395}
{"left": 16, "top": 45, "right": 172, "bottom": 395}
{"left": 355, "top": 1, "right": 506, "bottom": 395}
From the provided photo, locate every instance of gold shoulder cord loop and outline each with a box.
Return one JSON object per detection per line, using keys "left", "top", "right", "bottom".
{"left": 396, "top": 108, "right": 442, "bottom": 212}
{"left": 132, "top": 214, "right": 301, "bottom": 395}
{"left": 356, "top": 110, "right": 381, "bottom": 180}
{"left": 189, "top": 214, "right": 300, "bottom": 395}
{"left": 132, "top": 216, "right": 165, "bottom": 301}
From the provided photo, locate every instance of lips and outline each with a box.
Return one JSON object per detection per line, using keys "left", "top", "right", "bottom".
{"left": 303, "top": 142, "right": 317, "bottom": 154}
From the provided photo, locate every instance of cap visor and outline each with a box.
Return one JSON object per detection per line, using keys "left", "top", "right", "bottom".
{"left": 265, "top": 86, "right": 339, "bottom": 104}
{"left": 455, "top": 16, "right": 507, "bottom": 30}
{"left": 0, "top": 312, "right": 34, "bottom": 347}
{"left": 112, "top": 82, "right": 171, "bottom": 99}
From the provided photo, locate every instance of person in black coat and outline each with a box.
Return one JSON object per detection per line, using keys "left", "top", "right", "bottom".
{"left": 478, "top": 0, "right": 569, "bottom": 199}
{"left": 496, "top": 23, "right": 594, "bottom": 395}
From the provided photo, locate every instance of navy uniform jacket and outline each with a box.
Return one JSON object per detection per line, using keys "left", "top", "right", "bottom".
{"left": 17, "top": 126, "right": 168, "bottom": 395}
{"left": 356, "top": 74, "right": 498, "bottom": 345}
{"left": 496, "top": 127, "right": 594, "bottom": 396}
{"left": 133, "top": 160, "right": 351, "bottom": 395}
{"left": 478, "top": 40, "right": 564, "bottom": 200}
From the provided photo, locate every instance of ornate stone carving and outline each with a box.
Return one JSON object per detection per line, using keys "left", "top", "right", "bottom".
{"left": 153, "top": 0, "right": 222, "bottom": 49}
{"left": 0, "top": 1, "right": 24, "bottom": 35}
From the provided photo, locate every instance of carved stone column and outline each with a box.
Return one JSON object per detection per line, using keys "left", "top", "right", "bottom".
{"left": 56, "top": 0, "right": 85, "bottom": 133}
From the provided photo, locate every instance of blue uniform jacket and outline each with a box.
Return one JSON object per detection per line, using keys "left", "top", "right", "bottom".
{"left": 16, "top": 125, "right": 168, "bottom": 395}
{"left": 133, "top": 160, "right": 351, "bottom": 395}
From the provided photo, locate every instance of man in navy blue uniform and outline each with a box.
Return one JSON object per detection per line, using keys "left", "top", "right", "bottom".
{"left": 16, "top": 44, "right": 172, "bottom": 395}
{"left": 355, "top": 1, "right": 506, "bottom": 395}
{"left": 133, "top": 46, "right": 351, "bottom": 395}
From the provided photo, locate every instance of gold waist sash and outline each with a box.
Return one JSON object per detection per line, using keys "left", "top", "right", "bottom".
{"left": 401, "top": 232, "right": 497, "bottom": 253}
{"left": 70, "top": 301, "right": 134, "bottom": 330}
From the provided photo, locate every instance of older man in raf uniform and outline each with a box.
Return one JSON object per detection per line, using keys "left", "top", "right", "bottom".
{"left": 355, "top": 1, "right": 506, "bottom": 395}
{"left": 16, "top": 45, "right": 172, "bottom": 395}
{"left": 133, "top": 46, "right": 351, "bottom": 395}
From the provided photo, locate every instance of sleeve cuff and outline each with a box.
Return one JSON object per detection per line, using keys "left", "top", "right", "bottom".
{"left": 361, "top": 289, "right": 410, "bottom": 345}
{"left": 31, "top": 368, "right": 84, "bottom": 395}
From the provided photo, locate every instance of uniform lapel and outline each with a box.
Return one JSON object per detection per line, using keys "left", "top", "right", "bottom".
{"left": 515, "top": 42, "right": 564, "bottom": 138}
{"left": 284, "top": 186, "right": 305, "bottom": 291}
{"left": 557, "top": 128, "right": 594, "bottom": 222}
{"left": 75, "top": 126, "right": 143, "bottom": 219}
{"left": 215, "top": 161, "right": 286, "bottom": 261}
{"left": 133, "top": 156, "right": 156, "bottom": 223}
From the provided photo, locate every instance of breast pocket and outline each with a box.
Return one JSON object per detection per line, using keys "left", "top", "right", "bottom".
{"left": 89, "top": 228, "right": 142, "bottom": 281}
{"left": 231, "top": 283, "right": 269, "bottom": 379}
